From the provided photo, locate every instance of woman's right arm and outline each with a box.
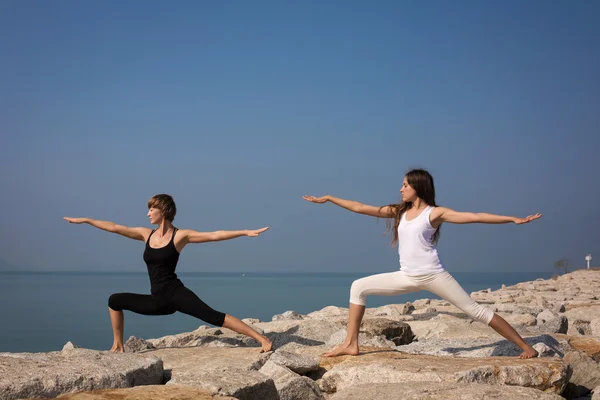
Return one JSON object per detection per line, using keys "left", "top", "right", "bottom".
{"left": 63, "top": 217, "right": 150, "bottom": 241}
{"left": 302, "top": 195, "right": 395, "bottom": 218}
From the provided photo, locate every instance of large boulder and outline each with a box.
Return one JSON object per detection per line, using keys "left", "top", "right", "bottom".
{"left": 318, "top": 351, "right": 569, "bottom": 395}
{"left": 0, "top": 348, "right": 164, "bottom": 400}
{"left": 329, "top": 382, "right": 564, "bottom": 400}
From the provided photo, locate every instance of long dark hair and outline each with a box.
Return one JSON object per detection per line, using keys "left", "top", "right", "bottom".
{"left": 382, "top": 168, "right": 440, "bottom": 245}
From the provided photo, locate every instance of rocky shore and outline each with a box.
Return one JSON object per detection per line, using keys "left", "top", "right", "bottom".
{"left": 2, "top": 269, "right": 600, "bottom": 399}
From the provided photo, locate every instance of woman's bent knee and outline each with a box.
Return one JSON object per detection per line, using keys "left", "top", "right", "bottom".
{"left": 108, "top": 293, "right": 124, "bottom": 311}
{"left": 349, "top": 279, "right": 367, "bottom": 306}
{"left": 468, "top": 304, "right": 494, "bottom": 325}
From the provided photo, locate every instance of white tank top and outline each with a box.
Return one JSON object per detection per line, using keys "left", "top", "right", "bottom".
{"left": 397, "top": 206, "right": 445, "bottom": 275}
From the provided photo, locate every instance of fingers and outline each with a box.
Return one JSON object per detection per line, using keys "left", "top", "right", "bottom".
{"left": 302, "top": 195, "right": 324, "bottom": 203}
{"left": 248, "top": 226, "right": 270, "bottom": 237}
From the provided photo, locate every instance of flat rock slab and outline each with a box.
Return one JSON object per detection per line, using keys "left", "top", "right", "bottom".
{"left": 318, "top": 351, "right": 569, "bottom": 394}
{"left": 398, "top": 334, "right": 569, "bottom": 358}
{"left": 149, "top": 347, "right": 277, "bottom": 400}
{"left": 329, "top": 382, "right": 564, "bottom": 400}
{"left": 566, "top": 335, "right": 600, "bottom": 360}
{"left": 0, "top": 349, "right": 163, "bottom": 400}
{"left": 404, "top": 314, "right": 498, "bottom": 341}
{"left": 53, "top": 385, "right": 236, "bottom": 399}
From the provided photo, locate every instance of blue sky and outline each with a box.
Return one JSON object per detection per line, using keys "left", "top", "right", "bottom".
{"left": 1, "top": 1, "right": 598, "bottom": 273}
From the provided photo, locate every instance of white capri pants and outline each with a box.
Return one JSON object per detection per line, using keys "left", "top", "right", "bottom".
{"left": 350, "top": 270, "right": 494, "bottom": 325}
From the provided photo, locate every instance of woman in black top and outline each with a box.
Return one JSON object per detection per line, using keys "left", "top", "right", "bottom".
{"left": 64, "top": 194, "right": 272, "bottom": 353}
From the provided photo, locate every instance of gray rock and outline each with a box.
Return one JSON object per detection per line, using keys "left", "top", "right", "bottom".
{"left": 125, "top": 336, "right": 156, "bottom": 352}
{"left": 242, "top": 318, "right": 261, "bottom": 324}
{"left": 533, "top": 342, "right": 558, "bottom": 357}
{"left": 319, "top": 352, "right": 569, "bottom": 394}
{"left": 0, "top": 349, "right": 164, "bottom": 400}
{"left": 305, "top": 306, "right": 348, "bottom": 319}
{"left": 534, "top": 315, "right": 569, "bottom": 334}
{"left": 273, "top": 311, "right": 304, "bottom": 321}
{"left": 494, "top": 303, "right": 544, "bottom": 315}
{"left": 563, "top": 350, "right": 600, "bottom": 398}
{"left": 413, "top": 298, "right": 431, "bottom": 308}
{"left": 412, "top": 307, "right": 438, "bottom": 314}
{"left": 372, "top": 303, "right": 415, "bottom": 317}
{"left": 61, "top": 341, "right": 80, "bottom": 351}
{"left": 55, "top": 384, "right": 239, "bottom": 399}
{"left": 278, "top": 376, "right": 323, "bottom": 400}
{"left": 592, "top": 385, "right": 600, "bottom": 400}
{"left": 399, "top": 334, "right": 568, "bottom": 358}
{"left": 565, "top": 307, "right": 600, "bottom": 324}
{"left": 570, "top": 320, "right": 592, "bottom": 336}
{"left": 153, "top": 347, "right": 278, "bottom": 400}
{"left": 360, "top": 318, "right": 415, "bottom": 345}
{"left": 329, "top": 382, "right": 564, "bottom": 400}
{"left": 269, "top": 350, "right": 320, "bottom": 374}
{"left": 259, "top": 360, "right": 299, "bottom": 388}
{"left": 537, "top": 309, "right": 558, "bottom": 323}
{"left": 167, "top": 369, "right": 278, "bottom": 400}
{"left": 503, "top": 313, "right": 537, "bottom": 327}
{"left": 257, "top": 319, "right": 342, "bottom": 349}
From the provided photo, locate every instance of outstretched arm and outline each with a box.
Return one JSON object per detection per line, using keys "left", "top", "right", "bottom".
{"left": 302, "top": 195, "right": 395, "bottom": 218}
{"left": 180, "top": 227, "right": 269, "bottom": 244}
{"left": 430, "top": 207, "right": 542, "bottom": 225}
{"left": 63, "top": 217, "right": 150, "bottom": 241}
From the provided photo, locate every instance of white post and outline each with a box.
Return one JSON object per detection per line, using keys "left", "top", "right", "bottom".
{"left": 585, "top": 254, "right": 592, "bottom": 269}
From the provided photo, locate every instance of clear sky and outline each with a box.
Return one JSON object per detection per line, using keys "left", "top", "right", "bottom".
{"left": 1, "top": 1, "right": 598, "bottom": 273}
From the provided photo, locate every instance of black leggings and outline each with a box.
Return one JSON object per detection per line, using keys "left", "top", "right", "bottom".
{"left": 108, "top": 286, "right": 226, "bottom": 327}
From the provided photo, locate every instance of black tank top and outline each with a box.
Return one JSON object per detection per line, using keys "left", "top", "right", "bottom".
{"left": 143, "top": 228, "right": 183, "bottom": 294}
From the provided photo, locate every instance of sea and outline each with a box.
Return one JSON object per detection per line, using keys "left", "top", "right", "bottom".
{"left": 0, "top": 270, "right": 554, "bottom": 353}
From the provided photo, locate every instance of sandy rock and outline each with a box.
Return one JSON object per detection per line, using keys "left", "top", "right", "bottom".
{"left": 412, "top": 299, "right": 431, "bottom": 308}
{"left": 256, "top": 319, "right": 343, "bottom": 350}
{"left": 562, "top": 350, "right": 600, "bottom": 398}
{"left": 125, "top": 336, "right": 156, "bottom": 352}
{"left": 259, "top": 360, "right": 299, "bottom": 388}
{"left": 273, "top": 310, "right": 304, "bottom": 321}
{"left": 55, "top": 384, "right": 236, "bottom": 399}
{"left": 359, "top": 318, "right": 415, "bottom": 345}
{"left": 61, "top": 342, "right": 80, "bottom": 351}
{"left": 503, "top": 313, "right": 537, "bottom": 327}
{"left": 0, "top": 349, "right": 163, "bottom": 400}
{"left": 258, "top": 360, "right": 323, "bottom": 400}
{"left": 371, "top": 303, "right": 415, "bottom": 317}
{"left": 269, "top": 350, "right": 320, "bottom": 374}
{"left": 318, "top": 351, "right": 569, "bottom": 394}
{"left": 278, "top": 376, "right": 323, "bottom": 400}
{"left": 565, "top": 307, "right": 600, "bottom": 324}
{"left": 399, "top": 334, "right": 568, "bottom": 358}
{"left": 590, "top": 318, "right": 600, "bottom": 337}
{"left": 305, "top": 306, "right": 348, "bottom": 319}
{"left": 329, "top": 382, "right": 564, "bottom": 400}
{"left": 151, "top": 347, "right": 278, "bottom": 400}
{"left": 412, "top": 307, "right": 438, "bottom": 314}
{"left": 534, "top": 315, "right": 569, "bottom": 334}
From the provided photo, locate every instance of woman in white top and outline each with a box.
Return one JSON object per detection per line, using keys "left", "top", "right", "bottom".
{"left": 303, "top": 168, "right": 542, "bottom": 359}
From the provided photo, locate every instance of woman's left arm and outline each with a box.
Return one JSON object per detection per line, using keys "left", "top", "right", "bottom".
{"left": 430, "top": 207, "right": 542, "bottom": 225}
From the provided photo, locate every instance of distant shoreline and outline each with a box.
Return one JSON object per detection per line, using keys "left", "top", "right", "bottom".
{"left": 0, "top": 269, "right": 565, "bottom": 276}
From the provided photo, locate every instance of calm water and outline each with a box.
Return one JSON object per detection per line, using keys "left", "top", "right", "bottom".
{"left": 0, "top": 270, "right": 553, "bottom": 353}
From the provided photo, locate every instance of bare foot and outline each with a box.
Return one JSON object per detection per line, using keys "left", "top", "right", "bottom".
{"left": 259, "top": 337, "right": 273, "bottom": 353}
{"left": 518, "top": 347, "right": 539, "bottom": 359}
{"left": 110, "top": 343, "right": 125, "bottom": 353}
{"left": 321, "top": 342, "right": 359, "bottom": 357}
